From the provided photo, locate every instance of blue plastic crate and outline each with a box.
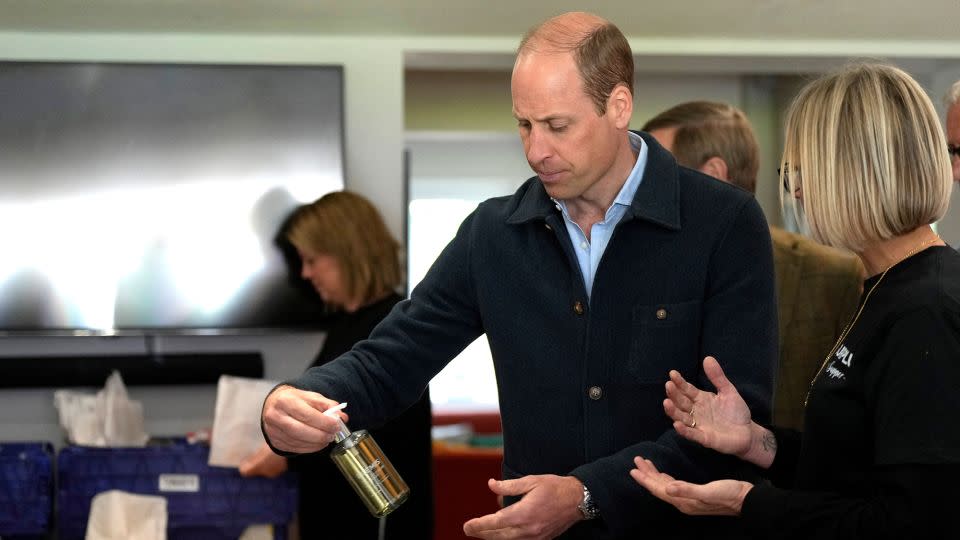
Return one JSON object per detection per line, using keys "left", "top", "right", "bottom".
{"left": 0, "top": 442, "right": 54, "bottom": 536}
{"left": 57, "top": 442, "right": 297, "bottom": 540}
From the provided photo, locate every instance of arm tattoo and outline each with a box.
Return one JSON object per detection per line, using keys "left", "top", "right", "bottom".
{"left": 761, "top": 432, "right": 777, "bottom": 453}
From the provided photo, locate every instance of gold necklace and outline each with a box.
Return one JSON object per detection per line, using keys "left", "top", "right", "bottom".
{"left": 804, "top": 235, "right": 942, "bottom": 407}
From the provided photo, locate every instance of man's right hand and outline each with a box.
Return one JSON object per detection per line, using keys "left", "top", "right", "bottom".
{"left": 261, "top": 384, "right": 350, "bottom": 454}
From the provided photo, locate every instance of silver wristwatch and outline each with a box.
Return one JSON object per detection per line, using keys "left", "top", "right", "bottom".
{"left": 577, "top": 484, "right": 599, "bottom": 520}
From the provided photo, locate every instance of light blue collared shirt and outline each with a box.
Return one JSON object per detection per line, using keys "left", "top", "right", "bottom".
{"left": 554, "top": 131, "right": 648, "bottom": 300}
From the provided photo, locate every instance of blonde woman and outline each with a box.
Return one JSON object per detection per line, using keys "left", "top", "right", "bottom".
{"left": 240, "top": 191, "right": 433, "bottom": 539}
{"left": 631, "top": 63, "right": 960, "bottom": 538}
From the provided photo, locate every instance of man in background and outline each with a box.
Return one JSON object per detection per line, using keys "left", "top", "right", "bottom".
{"left": 642, "top": 101, "right": 863, "bottom": 430}
{"left": 945, "top": 80, "right": 960, "bottom": 183}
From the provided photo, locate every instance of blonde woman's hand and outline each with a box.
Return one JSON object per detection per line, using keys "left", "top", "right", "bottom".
{"left": 630, "top": 457, "right": 752, "bottom": 517}
{"left": 664, "top": 356, "right": 755, "bottom": 460}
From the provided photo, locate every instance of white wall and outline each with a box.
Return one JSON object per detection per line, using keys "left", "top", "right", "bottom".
{"left": 406, "top": 133, "right": 530, "bottom": 410}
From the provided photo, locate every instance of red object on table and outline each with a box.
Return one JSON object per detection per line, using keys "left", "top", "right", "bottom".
{"left": 432, "top": 411, "right": 503, "bottom": 540}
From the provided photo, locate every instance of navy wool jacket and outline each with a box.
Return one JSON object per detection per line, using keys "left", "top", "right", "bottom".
{"left": 284, "top": 133, "right": 777, "bottom": 539}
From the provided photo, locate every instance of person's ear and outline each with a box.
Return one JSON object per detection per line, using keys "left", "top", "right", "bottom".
{"left": 699, "top": 156, "right": 730, "bottom": 183}
{"left": 607, "top": 83, "right": 633, "bottom": 129}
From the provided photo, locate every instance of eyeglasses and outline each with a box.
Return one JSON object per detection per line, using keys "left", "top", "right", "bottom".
{"left": 949, "top": 145, "right": 960, "bottom": 160}
{"left": 777, "top": 166, "right": 801, "bottom": 193}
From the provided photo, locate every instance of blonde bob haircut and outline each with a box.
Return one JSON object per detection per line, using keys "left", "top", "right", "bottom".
{"left": 781, "top": 63, "right": 952, "bottom": 252}
{"left": 285, "top": 191, "right": 402, "bottom": 308}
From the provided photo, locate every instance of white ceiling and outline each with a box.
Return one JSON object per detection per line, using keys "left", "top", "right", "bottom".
{"left": 0, "top": 0, "right": 957, "bottom": 44}
{"left": 2, "top": 1, "right": 958, "bottom": 77}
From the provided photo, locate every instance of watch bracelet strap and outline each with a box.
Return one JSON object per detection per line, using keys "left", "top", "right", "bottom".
{"left": 579, "top": 483, "right": 599, "bottom": 519}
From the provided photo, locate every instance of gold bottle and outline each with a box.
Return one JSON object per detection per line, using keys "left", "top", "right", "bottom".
{"left": 326, "top": 404, "right": 410, "bottom": 517}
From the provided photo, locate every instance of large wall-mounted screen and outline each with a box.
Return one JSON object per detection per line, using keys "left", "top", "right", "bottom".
{"left": 0, "top": 62, "right": 344, "bottom": 333}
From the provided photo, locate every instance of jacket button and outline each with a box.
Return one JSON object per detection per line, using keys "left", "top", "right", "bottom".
{"left": 573, "top": 301, "right": 585, "bottom": 315}
{"left": 656, "top": 308, "right": 667, "bottom": 320}
{"left": 588, "top": 386, "right": 603, "bottom": 400}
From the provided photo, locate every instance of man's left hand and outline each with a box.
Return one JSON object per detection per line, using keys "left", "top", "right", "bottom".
{"left": 463, "top": 475, "right": 585, "bottom": 539}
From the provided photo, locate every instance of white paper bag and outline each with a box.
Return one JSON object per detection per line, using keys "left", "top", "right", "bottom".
{"left": 85, "top": 490, "right": 167, "bottom": 540}
{"left": 99, "top": 371, "right": 149, "bottom": 447}
{"left": 208, "top": 375, "right": 278, "bottom": 468}
{"left": 54, "top": 371, "right": 149, "bottom": 447}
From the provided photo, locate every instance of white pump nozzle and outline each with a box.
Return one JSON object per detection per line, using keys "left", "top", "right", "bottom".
{"left": 323, "top": 402, "right": 351, "bottom": 443}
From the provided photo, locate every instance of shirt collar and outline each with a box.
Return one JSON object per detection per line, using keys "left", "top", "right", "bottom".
{"left": 613, "top": 131, "right": 647, "bottom": 208}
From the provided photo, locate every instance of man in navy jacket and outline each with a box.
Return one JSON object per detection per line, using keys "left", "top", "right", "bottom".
{"left": 261, "top": 11, "right": 777, "bottom": 539}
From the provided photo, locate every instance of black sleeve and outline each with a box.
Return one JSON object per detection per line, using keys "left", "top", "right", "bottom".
{"left": 764, "top": 426, "right": 802, "bottom": 487}
{"left": 741, "top": 463, "right": 960, "bottom": 539}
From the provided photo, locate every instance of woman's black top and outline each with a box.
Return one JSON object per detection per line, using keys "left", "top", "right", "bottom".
{"left": 742, "top": 246, "right": 960, "bottom": 539}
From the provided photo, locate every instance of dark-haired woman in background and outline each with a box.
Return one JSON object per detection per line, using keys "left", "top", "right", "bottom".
{"left": 240, "top": 191, "right": 433, "bottom": 540}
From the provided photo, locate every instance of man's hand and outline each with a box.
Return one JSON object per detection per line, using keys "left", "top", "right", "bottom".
{"left": 462, "top": 475, "right": 585, "bottom": 539}
{"left": 238, "top": 443, "right": 288, "bottom": 478}
{"left": 261, "top": 384, "right": 349, "bottom": 454}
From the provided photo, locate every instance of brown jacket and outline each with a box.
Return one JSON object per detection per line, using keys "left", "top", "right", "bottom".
{"left": 771, "top": 227, "right": 864, "bottom": 430}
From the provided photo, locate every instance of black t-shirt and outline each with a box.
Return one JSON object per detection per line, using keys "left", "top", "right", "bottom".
{"left": 742, "top": 246, "right": 960, "bottom": 538}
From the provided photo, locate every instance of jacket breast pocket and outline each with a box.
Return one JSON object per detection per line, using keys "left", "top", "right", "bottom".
{"left": 629, "top": 300, "right": 702, "bottom": 383}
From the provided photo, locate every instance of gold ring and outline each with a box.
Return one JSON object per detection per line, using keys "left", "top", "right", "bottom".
{"left": 690, "top": 418, "right": 697, "bottom": 428}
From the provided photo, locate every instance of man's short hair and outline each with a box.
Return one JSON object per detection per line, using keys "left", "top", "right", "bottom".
{"left": 642, "top": 101, "right": 760, "bottom": 194}
{"left": 518, "top": 13, "right": 634, "bottom": 115}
